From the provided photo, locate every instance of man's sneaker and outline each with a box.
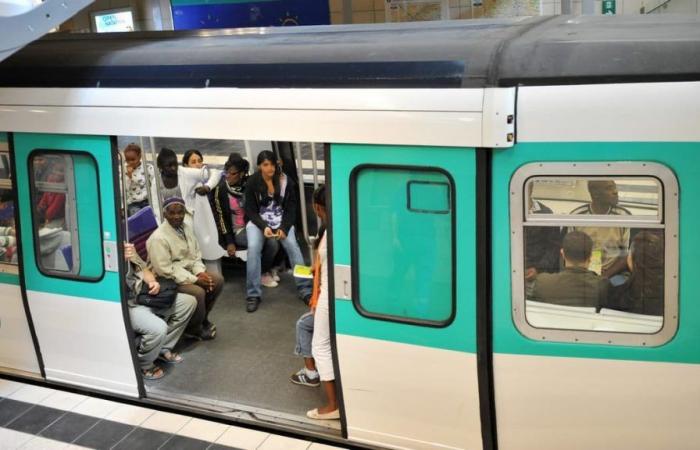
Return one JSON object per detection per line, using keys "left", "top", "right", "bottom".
{"left": 261, "top": 273, "right": 278, "bottom": 288}
{"left": 246, "top": 297, "right": 261, "bottom": 313}
{"left": 290, "top": 369, "right": 320, "bottom": 387}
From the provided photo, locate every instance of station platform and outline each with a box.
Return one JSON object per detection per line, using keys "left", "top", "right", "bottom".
{"left": 0, "top": 378, "right": 344, "bottom": 450}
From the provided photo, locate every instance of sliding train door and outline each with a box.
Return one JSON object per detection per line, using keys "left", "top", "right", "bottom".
{"left": 12, "top": 133, "right": 139, "bottom": 396}
{"left": 329, "top": 144, "right": 482, "bottom": 450}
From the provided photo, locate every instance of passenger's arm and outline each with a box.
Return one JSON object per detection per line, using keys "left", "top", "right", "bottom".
{"left": 147, "top": 237, "right": 198, "bottom": 285}
{"left": 280, "top": 184, "right": 299, "bottom": 234}
{"left": 211, "top": 185, "right": 235, "bottom": 246}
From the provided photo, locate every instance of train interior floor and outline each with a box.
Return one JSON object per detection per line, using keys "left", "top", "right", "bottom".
{"left": 145, "top": 258, "right": 338, "bottom": 434}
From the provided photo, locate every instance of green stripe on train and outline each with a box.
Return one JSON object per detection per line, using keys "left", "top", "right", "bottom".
{"left": 0, "top": 272, "right": 19, "bottom": 285}
{"left": 492, "top": 142, "right": 700, "bottom": 364}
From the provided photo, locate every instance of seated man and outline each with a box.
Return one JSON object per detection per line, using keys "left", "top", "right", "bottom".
{"left": 147, "top": 197, "right": 224, "bottom": 340}
{"left": 531, "top": 231, "right": 608, "bottom": 309}
{"left": 125, "top": 243, "right": 196, "bottom": 380}
{"left": 570, "top": 180, "right": 631, "bottom": 278}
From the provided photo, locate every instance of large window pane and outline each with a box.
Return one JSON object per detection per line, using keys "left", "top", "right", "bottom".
{"left": 354, "top": 167, "right": 454, "bottom": 325}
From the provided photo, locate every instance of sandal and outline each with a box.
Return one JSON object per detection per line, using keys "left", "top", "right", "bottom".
{"left": 158, "top": 351, "right": 183, "bottom": 364}
{"left": 142, "top": 366, "right": 165, "bottom": 380}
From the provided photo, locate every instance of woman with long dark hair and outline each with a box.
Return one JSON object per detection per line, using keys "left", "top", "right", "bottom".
{"left": 243, "top": 151, "right": 312, "bottom": 312}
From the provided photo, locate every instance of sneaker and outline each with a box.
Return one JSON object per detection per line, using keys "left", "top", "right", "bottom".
{"left": 290, "top": 368, "right": 320, "bottom": 387}
{"left": 261, "top": 273, "right": 278, "bottom": 288}
{"left": 270, "top": 268, "right": 281, "bottom": 282}
{"left": 246, "top": 296, "right": 261, "bottom": 313}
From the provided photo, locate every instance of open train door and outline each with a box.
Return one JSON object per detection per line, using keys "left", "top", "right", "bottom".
{"left": 12, "top": 132, "right": 140, "bottom": 396}
{"left": 328, "top": 143, "right": 486, "bottom": 450}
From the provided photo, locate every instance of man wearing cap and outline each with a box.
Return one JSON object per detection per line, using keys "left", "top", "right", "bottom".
{"left": 147, "top": 197, "right": 224, "bottom": 340}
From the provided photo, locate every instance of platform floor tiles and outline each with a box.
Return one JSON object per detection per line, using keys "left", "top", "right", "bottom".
{"left": 149, "top": 264, "right": 326, "bottom": 418}
{"left": 0, "top": 378, "right": 343, "bottom": 450}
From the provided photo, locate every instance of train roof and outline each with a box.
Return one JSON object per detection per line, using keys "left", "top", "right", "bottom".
{"left": 1, "top": 15, "right": 699, "bottom": 88}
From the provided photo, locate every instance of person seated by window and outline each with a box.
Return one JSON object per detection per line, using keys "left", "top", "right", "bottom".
{"left": 124, "top": 242, "right": 197, "bottom": 380}
{"left": 124, "top": 143, "right": 149, "bottom": 217}
{"left": 244, "top": 151, "right": 312, "bottom": 313}
{"left": 35, "top": 159, "right": 71, "bottom": 271}
{"left": 147, "top": 197, "right": 224, "bottom": 340}
{"left": 209, "top": 153, "right": 280, "bottom": 278}
{"left": 525, "top": 183, "right": 562, "bottom": 295}
{"left": 0, "top": 190, "right": 16, "bottom": 264}
{"left": 531, "top": 231, "right": 608, "bottom": 309}
{"left": 36, "top": 159, "right": 66, "bottom": 229}
{"left": 606, "top": 231, "right": 664, "bottom": 316}
{"left": 570, "top": 180, "right": 631, "bottom": 278}
{"left": 157, "top": 148, "right": 226, "bottom": 275}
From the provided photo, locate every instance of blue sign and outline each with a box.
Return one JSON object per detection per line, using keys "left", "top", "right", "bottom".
{"left": 172, "top": 0, "right": 330, "bottom": 30}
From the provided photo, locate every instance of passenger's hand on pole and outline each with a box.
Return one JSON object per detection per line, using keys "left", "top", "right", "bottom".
{"left": 264, "top": 227, "right": 275, "bottom": 238}
{"left": 124, "top": 242, "right": 135, "bottom": 260}
{"left": 277, "top": 229, "right": 287, "bottom": 240}
{"left": 227, "top": 243, "right": 237, "bottom": 256}
{"left": 195, "top": 186, "right": 210, "bottom": 196}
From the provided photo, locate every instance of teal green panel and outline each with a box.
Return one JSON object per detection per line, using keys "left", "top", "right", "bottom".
{"left": 408, "top": 181, "right": 450, "bottom": 213}
{"left": 492, "top": 142, "right": 700, "bottom": 364}
{"left": 13, "top": 133, "right": 121, "bottom": 302}
{"left": 72, "top": 154, "right": 104, "bottom": 278}
{"left": 0, "top": 272, "right": 19, "bottom": 285}
{"left": 331, "top": 144, "right": 475, "bottom": 353}
{"left": 356, "top": 168, "right": 452, "bottom": 322}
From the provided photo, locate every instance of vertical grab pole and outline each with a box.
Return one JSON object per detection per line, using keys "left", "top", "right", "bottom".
{"left": 149, "top": 136, "right": 164, "bottom": 221}
{"left": 310, "top": 142, "right": 320, "bottom": 233}
{"left": 137, "top": 137, "right": 154, "bottom": 212}
{"left": 294, "top": 142, "right": 314, "bottom": 264}
{"left": 244, "top": 140, "right": 254, "bottom": 169}
{"left": 116, "top": 151, "right": 130, "bottom": 244}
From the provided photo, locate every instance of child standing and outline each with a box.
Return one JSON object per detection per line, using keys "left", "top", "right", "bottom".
{"left": 124, "top": 143, "right": 149, "bottom": 217}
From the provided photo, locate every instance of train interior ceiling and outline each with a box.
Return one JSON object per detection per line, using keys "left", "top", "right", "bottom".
{"left": 117, "top": 137, "right": 337, "bottom": 434}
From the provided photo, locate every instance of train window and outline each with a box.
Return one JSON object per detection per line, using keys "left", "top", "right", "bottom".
{"left": 0, "top": 134, "right": 17, "bottom": 268}
{"left": 351, "top": 166, "right": 455, "bottom": 326}
{"left": 30, "top": 152, "right": 104, "bottom": 280}
{"left": 510, "top": 163, "right": 679, "bottom": 347}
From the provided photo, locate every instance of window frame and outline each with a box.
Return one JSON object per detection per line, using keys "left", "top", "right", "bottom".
{"left": 350, "top": 163, "right": 457, "bottom": 328}
{"left": 28, "top": 149, "right": 105, "bottom": 282}
{"left": 510, "top": 162, "right": 679, "bottom": 347}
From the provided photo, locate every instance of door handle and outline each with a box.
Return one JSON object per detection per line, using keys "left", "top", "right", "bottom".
{"left": 334, "top": 265, "right": 352, "bottom": 300}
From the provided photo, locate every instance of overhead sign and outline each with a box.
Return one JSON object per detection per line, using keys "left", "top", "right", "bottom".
{"left": 602, "top": 0, "right": 616, "bottom": 14}
{"left": 92, "top": 9, "right": 135, "bottom": 32}
{"left": 171, "top": 0, "right": 330, "bottom": 30}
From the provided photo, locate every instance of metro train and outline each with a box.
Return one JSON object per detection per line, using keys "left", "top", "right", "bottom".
{"left": 0, "top": 14, "right": 699, "bottom": 450}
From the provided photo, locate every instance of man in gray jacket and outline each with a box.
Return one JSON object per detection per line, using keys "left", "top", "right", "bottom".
{"left": 531, "top": 231, "right": 609, "bottom": 309}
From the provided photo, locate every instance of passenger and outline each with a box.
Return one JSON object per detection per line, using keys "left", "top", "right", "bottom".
{"left": 531, "top": 231, "right": 608, "bottom": 309}
{"left": 182, "top": 149, "right": 204, "bottom": 169}
{"left": 209, "top": 153, "right": 280, "bottom": 280}
{"left": 306, "top": 185, "right": 339, "bottom": 420}
{"left": 607, "top": 231, "right": 664, "bottom": 316}
{"left": 525, "top": 183, "right": 562, "bottom": 294}
{"left": 244, "top": 151, "right": 312, "bottom": 313}
{"left": 147, "top": 197, "right": 224, "bottom": 340}
{"left": 157, "top": 148, "right": 226, "bottom": 275}
{"left": 36, "top": 159, "right": 66, "bottom": 228}
{"left": 124, "top": 143, "right": 150, "bottom": 217}
{"left": 570, "top": 180, "right": 631, "bottom": 278}
{"left": 0, "top": 225, "right": 16, "bottom": 263}
{"left": 124, "top": 242, "right": 197, "bottom": 380}
{"left": 36, "top": 159, "right": 71, "bottom": 271}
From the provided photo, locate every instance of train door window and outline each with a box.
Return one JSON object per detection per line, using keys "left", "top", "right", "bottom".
{"left": 29, "top": 152, "right": 103, "bottom": 279}
{"left": 351, "top": 166, "right": 455, "bottom": 326}
{"left": 0, "top": 135, "right": 17, "bottom": 269}
{"left": 510, "top": 162, "right": 679, "bottom": 346}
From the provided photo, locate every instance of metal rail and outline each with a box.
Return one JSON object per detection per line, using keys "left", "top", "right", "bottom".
{"left": 294, "top": 142, "right": 314, "bottom": 263}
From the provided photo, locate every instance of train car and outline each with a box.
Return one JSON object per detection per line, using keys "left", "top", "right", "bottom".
{"left": 0, "top": 14, "right": 699, "bottom": 450}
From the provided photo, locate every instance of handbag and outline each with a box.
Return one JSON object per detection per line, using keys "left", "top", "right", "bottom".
{"left": 136, "top": 277, "right": 178, "bottom": 309}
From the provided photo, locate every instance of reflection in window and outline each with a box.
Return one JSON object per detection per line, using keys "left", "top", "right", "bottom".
{"left": 523, "top": 176, "right": 666, "bottom": 334}
{"left": 33, "top": 154, "right": 74, "bottom": 273}
{"left": 0, "top": 148, "right": 17, "bottom": 265}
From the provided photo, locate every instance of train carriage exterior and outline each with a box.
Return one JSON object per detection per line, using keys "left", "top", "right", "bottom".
{"left": 0, "top": 14, "right": 698, "bottom": 450}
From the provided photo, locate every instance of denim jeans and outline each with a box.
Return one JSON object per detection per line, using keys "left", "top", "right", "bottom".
{"left": 246, "top": 223, "right": 312, "bottom": 299}
{"left": 294, "top": 311, "right": 314, "bottom": 358}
